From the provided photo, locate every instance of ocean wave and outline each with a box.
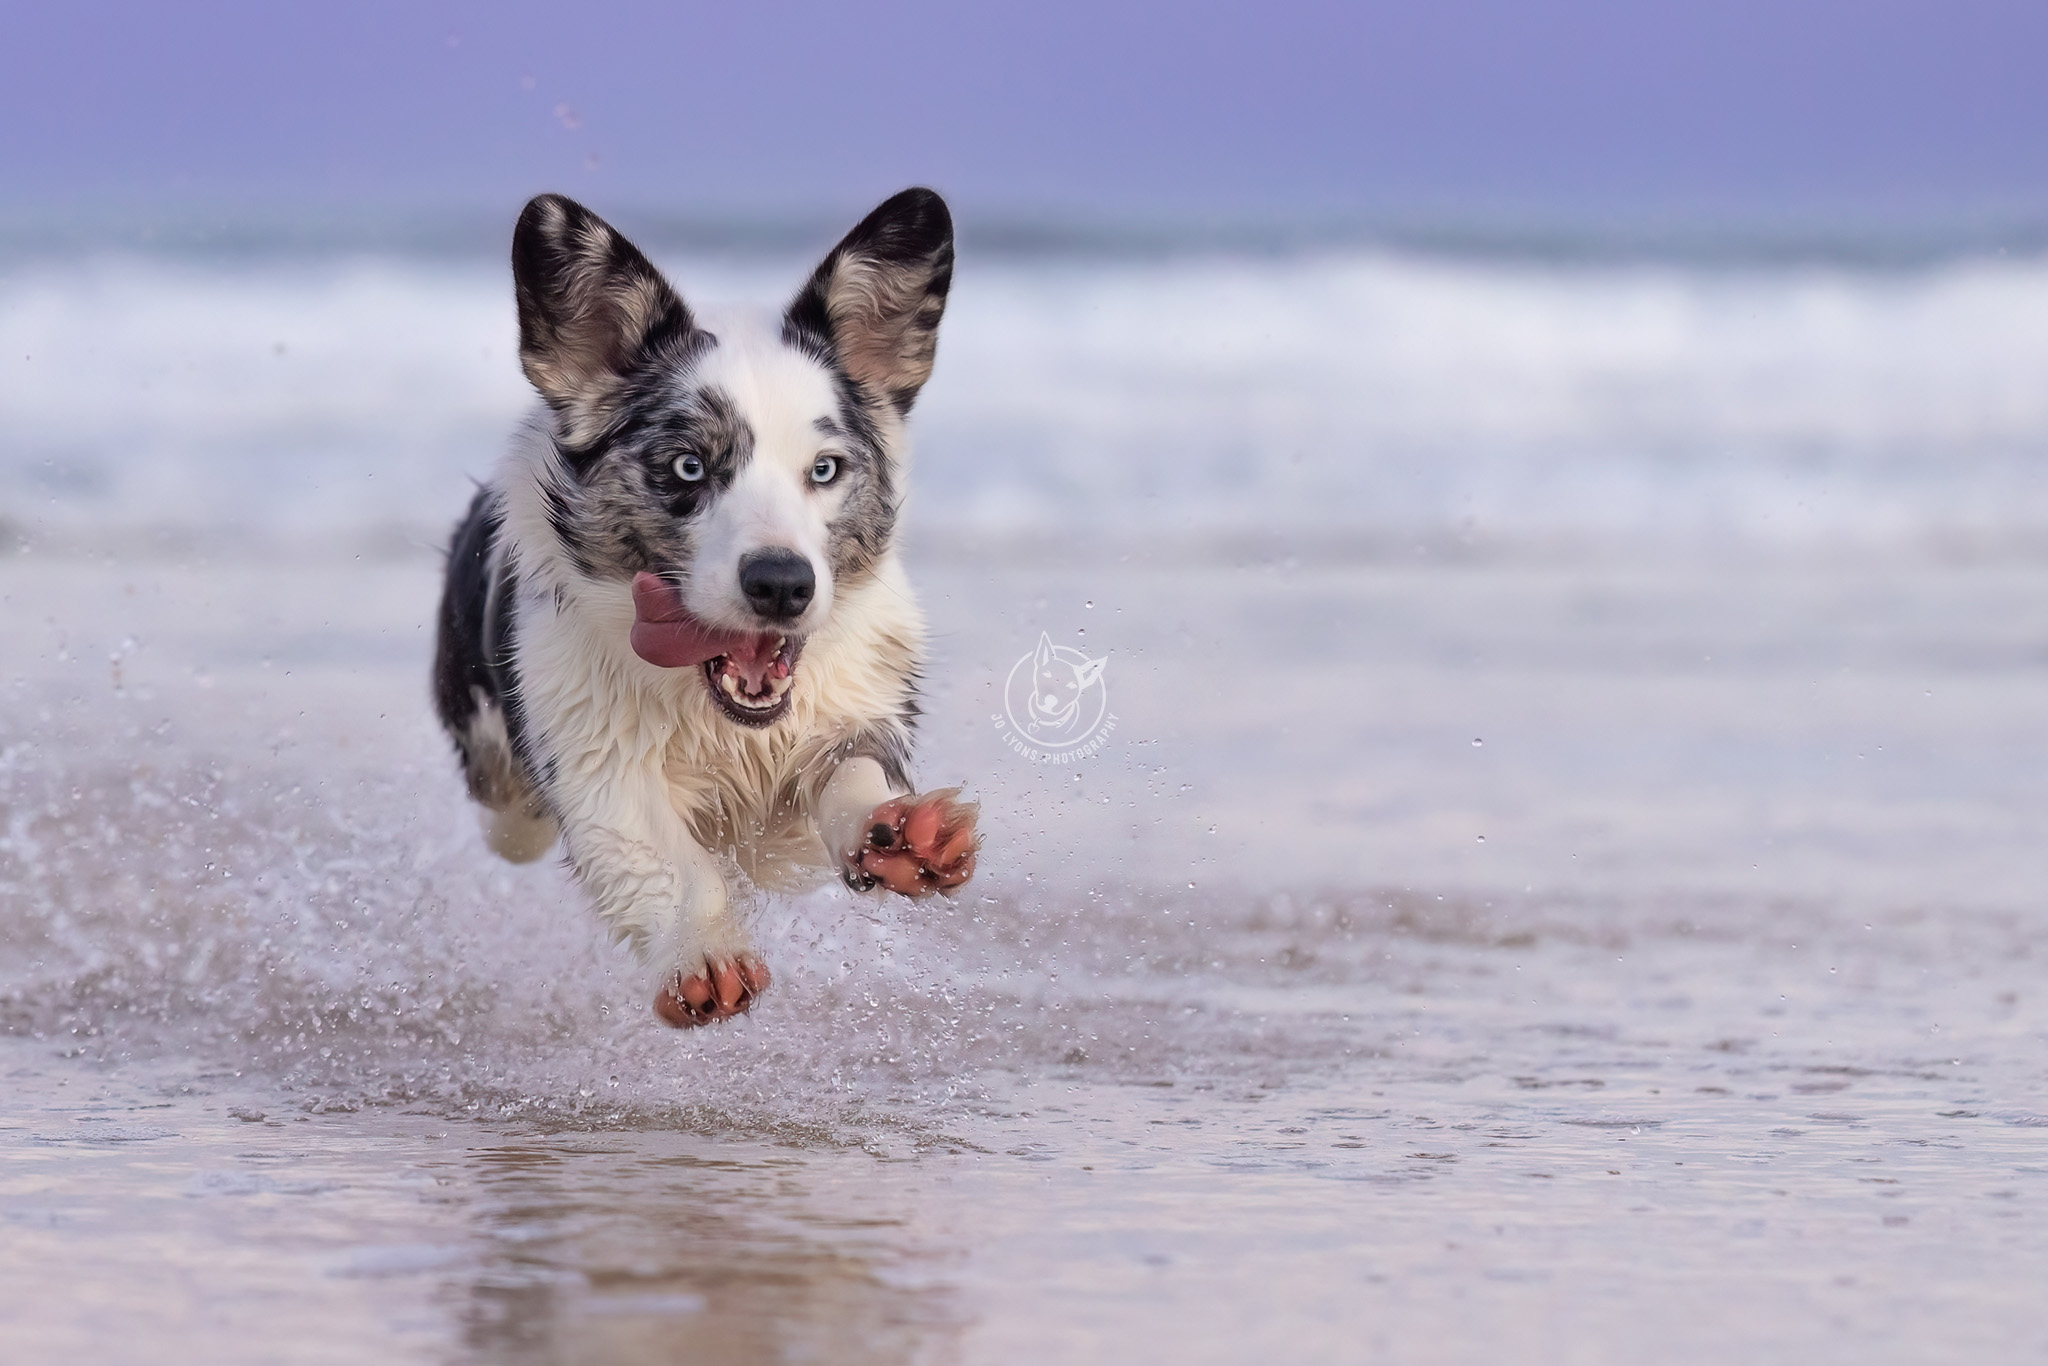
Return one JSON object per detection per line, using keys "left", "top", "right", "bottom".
{"left": 3, "top": 250, "right": 2048, "bottom": 555}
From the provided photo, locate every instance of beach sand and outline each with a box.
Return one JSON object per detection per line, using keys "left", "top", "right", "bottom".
{"left": 3, "top": 542, "right": 2045, "bottom": 1363}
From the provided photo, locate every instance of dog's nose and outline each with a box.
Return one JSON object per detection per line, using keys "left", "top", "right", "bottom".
{"left": 738, "top": 548, "right": 816, "bottom": 621}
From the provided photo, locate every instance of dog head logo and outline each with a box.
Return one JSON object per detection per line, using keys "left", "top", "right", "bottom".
{"left": 1003, "top": 632, "right": 1110, "bottom": 750}
{"left": 1026, "top": 633, "right": 1106, "bottom": 733}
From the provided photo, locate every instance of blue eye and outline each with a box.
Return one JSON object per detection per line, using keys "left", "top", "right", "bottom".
{"left": 674, "top": 454, "right": 705, "bottom": 482}
{"left": 810, "top": 455, "right": 840, "bottom": 485}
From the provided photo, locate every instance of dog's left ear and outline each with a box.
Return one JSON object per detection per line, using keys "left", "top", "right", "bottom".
{"left": 784, "top": 188, "right": 954, "bottom": 414}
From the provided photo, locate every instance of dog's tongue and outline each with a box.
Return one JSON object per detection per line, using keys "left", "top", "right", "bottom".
{"left": 629, "top": 572, "right": 776, "bottom": 677}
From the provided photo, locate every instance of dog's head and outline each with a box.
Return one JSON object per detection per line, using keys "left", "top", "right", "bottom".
{"left": 511, "top": 188, "right": 952, "bottom": 727}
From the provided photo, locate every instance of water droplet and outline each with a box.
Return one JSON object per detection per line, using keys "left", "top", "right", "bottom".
{"left": 1084, "top": 600, "right": 1094, "bottom": 609}
{"left": 1471, "top": 738, "right": 1483, "bottom": 747}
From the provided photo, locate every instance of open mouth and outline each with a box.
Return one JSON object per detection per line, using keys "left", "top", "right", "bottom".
{"left": 700, "top": 634, "right": 800, "bottom": 727}
{"left": 630, "top": 572, "right": 803, "bottom": 728}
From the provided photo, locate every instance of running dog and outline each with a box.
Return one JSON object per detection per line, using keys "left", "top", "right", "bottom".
{"left": 433, "top": 189, "right": 978, "bottom": 1028}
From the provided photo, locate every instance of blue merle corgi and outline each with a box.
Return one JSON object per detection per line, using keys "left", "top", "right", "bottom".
{"left": 434, "top": 189, "right": 978, "bottom": 1027}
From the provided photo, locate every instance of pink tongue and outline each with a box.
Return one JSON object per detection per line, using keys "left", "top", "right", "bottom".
{"left": 629, "top": 573, "right": 776, "bottom": 676}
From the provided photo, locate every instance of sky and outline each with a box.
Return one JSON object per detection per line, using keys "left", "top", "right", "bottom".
{"left": 5, "top": 0, "right": 2048, "bottom": 222}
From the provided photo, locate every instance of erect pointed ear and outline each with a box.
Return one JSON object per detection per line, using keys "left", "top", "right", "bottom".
{"left": 1034, "top": 632, "right": 1056, "bottom": 670}
{"left": 783, "top": 187, "right": 954, "bottom": 414}
{"left": 512, "top": 194, "right": 694, "bottom": 441}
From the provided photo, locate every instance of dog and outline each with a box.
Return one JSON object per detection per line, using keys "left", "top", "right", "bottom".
{"left": 1023, "top": 632, "right": 1107, "bottom": 740}
{"left": 433, "top": 188, "right": 978, "bottom": 1028}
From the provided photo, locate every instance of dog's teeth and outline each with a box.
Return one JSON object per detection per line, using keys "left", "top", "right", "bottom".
{"left": 708, "top": 656, "right": 795, "bottom": 714}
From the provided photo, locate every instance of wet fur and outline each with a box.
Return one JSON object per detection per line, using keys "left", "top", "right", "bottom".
{"left": 434, "top": 189, "right": 953, "bottom": 986}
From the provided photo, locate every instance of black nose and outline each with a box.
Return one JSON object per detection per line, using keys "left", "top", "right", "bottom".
{"left": 738, "top": 548, "right": 816, "bottom": 622}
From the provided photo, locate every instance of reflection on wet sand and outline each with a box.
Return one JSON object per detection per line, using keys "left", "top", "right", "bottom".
{"left": 0, "top": 1053, "right": 968, "bottom": 1366}
{"left": 451, "top": 1140, "right": 963, "bottom": 1365}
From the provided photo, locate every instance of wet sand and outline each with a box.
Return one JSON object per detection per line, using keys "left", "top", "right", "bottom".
{"left": 3, "top": 543, "right": 2046, "bottom": 1362}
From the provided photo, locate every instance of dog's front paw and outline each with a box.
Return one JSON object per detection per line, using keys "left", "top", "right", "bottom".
{"left": 654, "top": 954, "right": 772, "bottom": 1028}
{"left": 848, "top": 788, "right": 979, "bottom": 896}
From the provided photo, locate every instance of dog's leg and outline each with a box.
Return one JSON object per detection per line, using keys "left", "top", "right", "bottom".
{"left": 558, "top": 771, "right": 770, "bottom": 1028}
{"left": 482, "top": 804, "right": 558, "bottom": 864}
{"left": 817, "top": 757, "right": 980, "bottom": 896}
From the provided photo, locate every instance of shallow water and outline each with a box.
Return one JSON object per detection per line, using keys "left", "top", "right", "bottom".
{"left": 5, "top": 244, "right": 2048, "bottom": 1359}
{"left": 3, "top": 546, "right": 2046, "bottom": 1362}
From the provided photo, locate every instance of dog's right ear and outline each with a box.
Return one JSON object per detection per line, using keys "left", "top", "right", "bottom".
{"left": 513, "top": 194, "right": 694, "bottom": 443}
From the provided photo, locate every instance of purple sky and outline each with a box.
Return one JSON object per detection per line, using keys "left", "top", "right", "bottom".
{"left": 7, "top": 0, "right": 2048, "bottom": 218}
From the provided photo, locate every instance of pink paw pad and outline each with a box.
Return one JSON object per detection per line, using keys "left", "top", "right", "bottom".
{"left": 654, "top": 955, "right": 772, "bottom": 1027}
{"left": 850, "top": 788, "right": 980, "bottom": 896}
